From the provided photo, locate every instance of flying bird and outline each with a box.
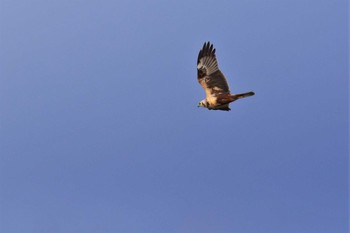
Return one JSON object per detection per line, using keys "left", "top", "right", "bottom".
{"left": 197, "top": 42, "right": 255, "bottom": 111}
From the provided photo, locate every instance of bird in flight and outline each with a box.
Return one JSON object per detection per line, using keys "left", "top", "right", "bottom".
{"left": 197, "top": 42, "right": 255, "bottom": 111}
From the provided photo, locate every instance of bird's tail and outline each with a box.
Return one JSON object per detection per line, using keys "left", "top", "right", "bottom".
{"left": 233, "top": 91, "right": 255, "bottom": 100}
{"left": 216, "top": 92, "right": 255, "bottom": 106}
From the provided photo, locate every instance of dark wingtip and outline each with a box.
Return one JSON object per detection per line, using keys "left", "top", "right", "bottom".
{"left": 198, "top": 41, "right": 217, "bottom": 65}
{"left": 199, "top": 41, "right": 215, "bottom": 56}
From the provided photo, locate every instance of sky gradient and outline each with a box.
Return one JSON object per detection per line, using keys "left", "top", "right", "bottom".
{"left": 1, "top": 0, "right": 348, "bottom": 232}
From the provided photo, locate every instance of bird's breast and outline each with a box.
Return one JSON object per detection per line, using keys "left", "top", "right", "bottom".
{"left": 206, "top": 96, "right": 218, "bottom": 106}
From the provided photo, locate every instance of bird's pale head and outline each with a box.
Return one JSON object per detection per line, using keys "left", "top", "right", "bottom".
{"left": 198, "top": 100, "right": 208, "bottom": 108}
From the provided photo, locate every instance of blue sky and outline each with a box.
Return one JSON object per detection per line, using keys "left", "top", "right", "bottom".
{"left": 0, "top": 0, "right": 348, "bottom": 232}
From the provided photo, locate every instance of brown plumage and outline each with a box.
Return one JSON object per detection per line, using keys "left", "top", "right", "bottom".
{"left": 197, "top": 42, "right": 255, "bottom": 111}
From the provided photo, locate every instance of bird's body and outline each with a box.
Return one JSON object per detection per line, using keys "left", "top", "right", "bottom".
{"left": 197, "top": 42, "right": 255, "bottom": 111}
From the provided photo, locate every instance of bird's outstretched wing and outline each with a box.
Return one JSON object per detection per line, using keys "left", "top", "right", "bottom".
{"left": 197, "top": 42, "right": 230, "bottom": 98}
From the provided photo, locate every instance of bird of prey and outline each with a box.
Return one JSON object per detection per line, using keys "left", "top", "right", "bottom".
{"left": 197, "top": 42, "right": 255, "bottom": 111}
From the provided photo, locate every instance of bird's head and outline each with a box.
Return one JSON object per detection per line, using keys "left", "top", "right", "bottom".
{"left": 198, "top": 100, "right": 208, "bottom": 108}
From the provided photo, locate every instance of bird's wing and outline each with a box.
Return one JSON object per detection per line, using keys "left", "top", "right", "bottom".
{"left": 197, "top": 42, "right": 230, "bottom": 98}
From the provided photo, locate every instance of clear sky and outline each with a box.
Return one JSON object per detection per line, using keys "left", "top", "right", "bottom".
{"left": 0, "top": 0, "right": 348, "bottom": 232}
